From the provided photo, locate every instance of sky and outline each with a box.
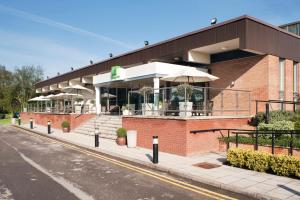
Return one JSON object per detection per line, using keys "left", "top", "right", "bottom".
{"left": 0, "top": 0, "right": 299, "bottom": 78}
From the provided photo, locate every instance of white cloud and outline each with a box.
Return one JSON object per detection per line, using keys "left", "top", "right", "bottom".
{"left": 0, "top": 4, "right": 135, "bottom": 49}
{"left": 0, "top": 30, "right": 100, "bottom": 77}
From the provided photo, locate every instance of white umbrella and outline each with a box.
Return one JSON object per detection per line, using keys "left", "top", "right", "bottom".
{"left": 52, "top": 93, "right": 83, "bottom": 100}
{"left": 61, "top": 84, "right": 94, "bottom": 95}
{"left": 101, "top": 92, "right": 116, "bottom": 98}
{"left": 161, "top": 68, "right": 219, "bottom": 83}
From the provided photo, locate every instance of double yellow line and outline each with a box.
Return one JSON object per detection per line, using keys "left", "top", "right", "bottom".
{"left": 12, "top": 126, "right": 238, "bottom": 200}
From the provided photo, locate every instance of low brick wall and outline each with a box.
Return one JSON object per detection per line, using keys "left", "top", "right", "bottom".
{"left": 122, "top": 116, "right": 250, "bottom": 156}
{"left": 219, "top": 141, "right": 300, "bottom": 158}
{"left": 20, "top": 112, "right": 95, "bottom": 131}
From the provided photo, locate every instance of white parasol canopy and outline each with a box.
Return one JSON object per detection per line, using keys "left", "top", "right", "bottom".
{"left": 62, "top": 84, "right": 93, "bottom": 94}
{"left": 101, "top": 92, "right": 116, "bottom": 98}
{"left": 28, "top": 95, "right": 50, "bottom": 101}
{"left": 161, "top": 68, "right": 219, "bottom": 83}
{"left": 51, "top": 93, "right": 83, "bottom": 100}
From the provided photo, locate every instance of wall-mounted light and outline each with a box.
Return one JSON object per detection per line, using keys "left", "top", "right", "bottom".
{"left": 221, "top": 46, "right": 228, "bottom": 50}
{"left": 71, "top": 67, "right": 74, "bottom": 71}
{"left": 90, "top": 60, "right": 93, "bottom": 65}
{"left": 211, "top": 18, "right": 217, "bottom": 25}
{"left": 230, "top": 81, "right": 235, "bottom": 88}
{"left": 109, "top": 53, "right": 113, "bottom": 58}
{"left": 57, "top": 72, "right": 60, "bottom": 75}
{"left": 144, "top": 41, "right": 149, "bottom": 46}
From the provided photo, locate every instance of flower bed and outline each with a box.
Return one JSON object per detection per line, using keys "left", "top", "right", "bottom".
{"left": 227, "top": 148, "right": 300, "bottom": 178}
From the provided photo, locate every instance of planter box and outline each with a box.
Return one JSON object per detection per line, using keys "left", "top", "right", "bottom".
{"left": 142, "top": 103, "right": 153, "bottom": 116}
{"left": 179, "top": 102, "right": 193, "bottom": 117}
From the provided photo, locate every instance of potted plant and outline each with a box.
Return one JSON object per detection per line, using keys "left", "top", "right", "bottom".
{"left": 139, "top": 86, "right": 153, "bottom": 115}
{"left": 61, "top": 121, "right": 70, "bottom": 133}
{"left": 176, "top": 83, "right": 194, "bottom": 117}
{"left": 116, "top": 127, "right": 127, "bottom": 145}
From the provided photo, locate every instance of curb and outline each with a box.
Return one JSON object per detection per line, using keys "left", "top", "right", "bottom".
{"left": 13, "top": 125, "right": 279, "bottom": 200}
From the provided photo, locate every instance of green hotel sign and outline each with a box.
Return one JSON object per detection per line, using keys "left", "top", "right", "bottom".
{"left": 111, "top": 66, "right": 121, "bottom": 80}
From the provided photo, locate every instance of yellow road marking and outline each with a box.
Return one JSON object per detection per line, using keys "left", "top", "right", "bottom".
{"left": 11, "top": 126, "right": 238, "bottom": 200}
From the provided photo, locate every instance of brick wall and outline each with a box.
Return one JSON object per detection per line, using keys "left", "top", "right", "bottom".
{"left": 20, "top": 113, "right": 95, "bottom": 130}
{"left": 123, "top": 117, "right": 250, "bottom": 156}
{"left": 210, "top": 55, "right": 298, "bottom": 114}
{"left": 210, "top": 55, "right": 269, "bottom": 115}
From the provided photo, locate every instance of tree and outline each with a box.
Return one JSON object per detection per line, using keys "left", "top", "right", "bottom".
{"left": 12, "top": 66, "right": 44, "bottom": 111}
{"left": 0, "top": 66, "right": 13, "bottom": 113}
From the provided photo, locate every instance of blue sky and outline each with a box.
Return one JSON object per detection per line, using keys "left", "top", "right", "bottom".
{"left": 0, "top": 0, "right": 299, "bottom": 78}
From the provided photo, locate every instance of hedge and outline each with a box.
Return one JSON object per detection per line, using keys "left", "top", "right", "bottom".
{"left": 220, "top": 135, "right": 300, "bottom": 148}
{"left": 227, "top": 148, "right": 300, "bottom": 178}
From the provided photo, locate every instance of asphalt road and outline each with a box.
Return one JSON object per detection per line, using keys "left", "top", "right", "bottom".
{"left": 0, "top": 126, "right": 255, "bottom": 200}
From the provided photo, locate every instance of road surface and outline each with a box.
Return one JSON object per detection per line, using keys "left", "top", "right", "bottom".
{"left": 0, "top": 126, "right": 254, "bottom": 200}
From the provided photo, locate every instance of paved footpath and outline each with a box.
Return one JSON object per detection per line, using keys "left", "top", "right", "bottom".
{"left": 0, "top": 125, "right": 252, "bottom": 200}
{"left": 18, "top": 123, "right": 300, "bottom": 200}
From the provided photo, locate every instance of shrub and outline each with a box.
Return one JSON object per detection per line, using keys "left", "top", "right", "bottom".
{"left": 61, "top": 121, "right": 70, "bottom": 128}
{"left": 269, "top": 110, "right": 295, "bottom": 124}
{"left": 227, "top": 148, "right": 270, "bottom": 172}
{"left": 249, "top": 112, "right": 265, "bottom": 126}
{"left": 270, "top": 155, "right": 298, "bottom": 176}
{"left": 245, "top": 150, "right": 270, "bottom": 172}
{"left": 227, "top": 148, "right": 300, "bottom": 178}
{"left": 258, "top": 120, "right": 294, "bottom": 131}
{"left": 0, "top": 113, "right": 5, "bottom": 119}
{"left": 116, "top": 128, "right": 127, "bottom": 137}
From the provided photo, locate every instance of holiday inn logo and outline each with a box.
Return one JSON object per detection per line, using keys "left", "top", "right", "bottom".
{"left": 111, "top": 66, "right": 121, "bottom": 80}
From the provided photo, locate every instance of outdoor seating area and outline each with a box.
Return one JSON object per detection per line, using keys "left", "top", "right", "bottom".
{"left": 27, "top": 84, "right": 96, "bottom": 114}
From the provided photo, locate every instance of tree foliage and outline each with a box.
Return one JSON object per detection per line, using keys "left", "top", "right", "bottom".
{"left": 0, "top": 65, "right": 43, "bottom": 113}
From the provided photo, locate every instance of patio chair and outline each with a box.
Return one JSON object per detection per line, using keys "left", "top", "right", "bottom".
{"left": 166, "top": 101, "right": 179, "bottom": 116}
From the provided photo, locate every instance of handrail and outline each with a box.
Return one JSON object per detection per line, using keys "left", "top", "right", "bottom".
{"left": 190, "top": 128, "right": 300, "bottom": 156}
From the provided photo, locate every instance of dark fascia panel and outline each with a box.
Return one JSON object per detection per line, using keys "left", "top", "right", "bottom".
{"left": 245, "top": 18, "right": 300, "bottom": 62}
{"left": 36, "top": 15, "right": 300, "bottom": 88}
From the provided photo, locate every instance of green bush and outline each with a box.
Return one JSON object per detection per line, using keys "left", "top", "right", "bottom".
{"left": 244, "top": 150, "right": 270, "bottom": 172}
{"left": 61, "top": 121, "right": 70, "bottom": 128}
{"left": 0, "top": 113, "right": 5, "bottom": 119}
{"left": 258, "top": 120, "right": 294, "bottom": 131}
{"left": 250, "top": 111, "right": 295, "bottom": 127}
{"left": 227, "top": 148, "right": 300, "bottom": 178}
{"left": 116, "top": 128, "right": 127, "bottom": 137}
{"left": 249, "top": 112, "right": 265, "bottom": 126}
{"left": 270, "top": 155, "right": 298, "bottom": 176}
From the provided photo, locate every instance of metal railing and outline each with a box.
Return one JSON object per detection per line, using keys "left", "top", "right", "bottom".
{"left": 255, "top": 99, "right": 300, "bottom": 114}
{"left": 190, "top": 128, "right": 300, "bottom": 156}
{"left": 126, "top": 86, "right": 251, "bottom": 117}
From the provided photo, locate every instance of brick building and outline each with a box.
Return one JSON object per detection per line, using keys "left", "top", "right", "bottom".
{"left": 22, "top": 15, "right": 300, "bottom": 156}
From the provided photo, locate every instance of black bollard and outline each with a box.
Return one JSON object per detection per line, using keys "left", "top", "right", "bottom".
{"left": 30, "top": 118, "right": 33, "bottom": 129}
{"left": 47, "top": 121, "right": 51, "bottom": 134}
{"left": 95, "top": 134, "right": 99, "bottom": 147}
{"left": 153, "top": 136, "right": 158, "bottom": 164}
{"left": 18, "top": 117, "right": 21, "bottom": 126}
{"left": 95, "top": 128, "right": 99, "bottom": 147}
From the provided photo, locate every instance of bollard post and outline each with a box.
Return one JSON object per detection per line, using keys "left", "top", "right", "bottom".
{"left": 95, "top": 128, "right": 99, "bottom": 147}
{"left": 153, "top": 136, "right": 158, "bottom": 164}
{"left": 18, "top": 117, "right": 21, "bottom": 126}
{"left": 47, "top": 121, "right": 51, "bottom": 134}
{"left": 30, "top": 118, "right": 33, "bottom": 129}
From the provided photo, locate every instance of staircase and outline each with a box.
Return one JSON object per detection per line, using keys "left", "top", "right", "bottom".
{"left": 73, "top": 115, "right": 122, "bottom": 140}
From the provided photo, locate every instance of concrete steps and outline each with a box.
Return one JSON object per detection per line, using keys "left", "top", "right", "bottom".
{"left": 74, "top": 115, "right": 122, "bottom": 140}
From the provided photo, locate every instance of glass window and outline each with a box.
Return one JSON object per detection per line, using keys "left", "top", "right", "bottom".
{"left": 279, "top": 58, "right": 285, "bottom": 101}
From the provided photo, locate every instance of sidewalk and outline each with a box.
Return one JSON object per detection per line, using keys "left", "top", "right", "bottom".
{"left": 18, "top": 123, "right": 300, "bottom": 200}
